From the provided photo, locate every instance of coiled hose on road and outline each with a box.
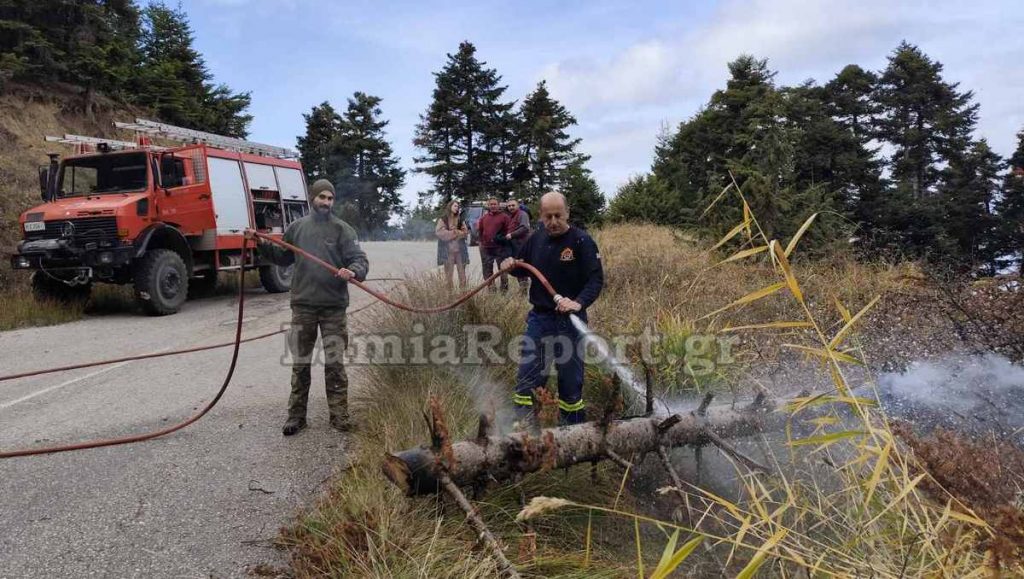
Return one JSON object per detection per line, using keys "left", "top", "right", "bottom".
{"left": 1, "top": 233, "right": 559, "bottom": 458}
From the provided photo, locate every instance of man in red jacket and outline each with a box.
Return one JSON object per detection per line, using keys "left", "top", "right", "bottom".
{"left": 476, "top": 196, "right": 513, "bottom": 292}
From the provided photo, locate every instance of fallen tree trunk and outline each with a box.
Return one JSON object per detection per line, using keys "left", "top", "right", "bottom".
{"left": 383, "top": 394, "right": 781, "bottom": 495}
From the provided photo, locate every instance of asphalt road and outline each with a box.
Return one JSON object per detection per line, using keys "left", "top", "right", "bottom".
{"left": 0, "top": 241, "right": 442, "bottom": 579}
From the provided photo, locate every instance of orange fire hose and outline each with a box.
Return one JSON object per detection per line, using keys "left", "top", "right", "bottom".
{"left": 0, "top": 279, "right": 397, "bottom": 384}
{"left": 1, "top": 232, "right": 562, "bottom": 458}
{"left": 250, "top": 230, "right": 559, "bottom": 313}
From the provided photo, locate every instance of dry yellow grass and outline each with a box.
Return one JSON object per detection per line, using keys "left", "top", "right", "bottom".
{"left": 279, "top": 207, "right": 998, "bottom": 577}
{"left": 518, "top": 197, "right": 1020, "bottom": 577}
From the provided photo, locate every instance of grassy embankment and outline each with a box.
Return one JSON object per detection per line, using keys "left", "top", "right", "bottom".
{"left": 280, "top": 215, "right": 1023, "bottom": 577}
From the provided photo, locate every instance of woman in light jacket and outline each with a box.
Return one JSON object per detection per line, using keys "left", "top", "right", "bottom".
{"left": 435, "top": 200, "right": 470, "bottom": 289}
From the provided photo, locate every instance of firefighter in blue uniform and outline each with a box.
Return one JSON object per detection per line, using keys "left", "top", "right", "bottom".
{"left": 502, "top": 191, "right": 604, "bottom": 426}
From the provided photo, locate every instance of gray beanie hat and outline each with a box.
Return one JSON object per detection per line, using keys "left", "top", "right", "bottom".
{"left": 309, "top": 179, "right": 335, "bottom": 199}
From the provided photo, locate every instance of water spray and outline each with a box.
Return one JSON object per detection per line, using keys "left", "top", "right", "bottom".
{"left": 568, "top": 313, "right": 671, "bottom": 415}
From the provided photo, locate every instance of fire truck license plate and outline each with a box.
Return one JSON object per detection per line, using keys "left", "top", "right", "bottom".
{"left": 24, "top": 221, "right": 45, "bottom": 232}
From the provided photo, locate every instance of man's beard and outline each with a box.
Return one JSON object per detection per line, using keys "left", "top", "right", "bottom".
{"left": 313, "top": 204, "right": 331, "bottom": 217}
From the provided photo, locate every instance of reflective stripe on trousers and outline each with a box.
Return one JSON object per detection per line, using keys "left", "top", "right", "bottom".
{"left": 513, "top": 309, "right": 586, "bottom": 425}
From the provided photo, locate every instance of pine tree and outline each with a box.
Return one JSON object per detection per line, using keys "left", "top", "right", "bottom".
{"left": 327, "top": 92, "right": 406, "bottom": 238}
{"left": 559, "top": 160, "right": 604, "bottom": 227}
{"left": 297, "top": 101, "right": 341, "bottom": 182}
{"left": 820, "top": 65, "right": 885, "bottom": 225}
{"left": 937, "top": 139, "right": 1003, "bottom": 270}
{"left": 519, "top": 81, "right": 583, "bottom": 201}
{"left": 873, "top": 42, "right": 981, "bottom": 259}
{"left": 136, "top": 2, "right": 251, "bottom": 137}
{"left": 0, "top": 1, "right": 141, "bottom": 101}
{"left": 636, "top": 56, "right": 853, "bottom": 249}
{"left": 413, "top": 41, "right": 515, "bottom": 206}
{"left": 995, "top": 130, "right": 1024, "bottom": 271}
{"left": 606, "top": 174, "right": 682, "bottom": 225}
{"left": 876, "top": 42, "right": 979, "bottom": 198}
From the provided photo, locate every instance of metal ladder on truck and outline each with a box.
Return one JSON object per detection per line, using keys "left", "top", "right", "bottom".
{"left": 46, "top": 118, "right": 299, "bottom": 159}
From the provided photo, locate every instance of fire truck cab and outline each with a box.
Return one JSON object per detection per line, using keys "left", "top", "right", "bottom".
{"left": 10, "top": 119, "right": 308, "bottom": 315}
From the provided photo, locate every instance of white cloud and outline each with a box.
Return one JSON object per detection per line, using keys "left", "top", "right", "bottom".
{"left": 539, "top": 40, "right": 677, "bottom": 111}
{"left": 539, "top": 0, "right": 1024, "bottom": 200}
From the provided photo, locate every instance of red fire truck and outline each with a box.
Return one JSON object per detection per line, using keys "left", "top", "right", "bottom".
{"left": 10, "top": 119, "right": 308, "bottom": 315}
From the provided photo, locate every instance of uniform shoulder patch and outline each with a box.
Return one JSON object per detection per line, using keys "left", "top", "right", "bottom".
{"left": 560, "top": 247, "right": 575, "bottom": 262}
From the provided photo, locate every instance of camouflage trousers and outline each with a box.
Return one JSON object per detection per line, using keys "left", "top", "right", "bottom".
{"left": 287, "top": 305, "right": 349, "bottom": 421}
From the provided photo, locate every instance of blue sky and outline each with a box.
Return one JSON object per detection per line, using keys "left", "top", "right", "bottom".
{"left": 178, "top": 0, "right": 1024, "bottom": 207}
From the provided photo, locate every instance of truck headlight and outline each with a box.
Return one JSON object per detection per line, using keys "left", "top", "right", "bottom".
{"left": 14, "top": 256, "right": 31, "bottom": 269}
{"left": 98, "top": 252, "right": 114, "bottom": 265}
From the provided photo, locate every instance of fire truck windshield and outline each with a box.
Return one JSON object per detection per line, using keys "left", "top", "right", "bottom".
{"left": 60, "top": 152, "right": 149, "bottom": 197}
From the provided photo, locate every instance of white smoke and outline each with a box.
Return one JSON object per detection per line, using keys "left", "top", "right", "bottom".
{"left": 876, "top": 353, "right": 1024, "bottom": 438}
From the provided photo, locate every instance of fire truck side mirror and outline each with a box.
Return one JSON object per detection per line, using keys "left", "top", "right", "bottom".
{"left": 40, "top": 154, "right": 60, "bottom": 201}
{"left": 38, "top": 166, "right": 49, "bottom": 200}
{"left": 152, "top": 155, "right": 162, "bottom": 189}
{"left": 154, "top": 154, "right": 169, "bottom": 194}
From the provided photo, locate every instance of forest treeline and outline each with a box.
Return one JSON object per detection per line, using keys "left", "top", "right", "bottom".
{"left": 3, "top": 3, "right": 1020, "bottom": 267}
{"left": 608, "top": 44, "right": 1024, "bottom": 272}
{"left": 0, "top": 1, "right": 252, "bottom": 136}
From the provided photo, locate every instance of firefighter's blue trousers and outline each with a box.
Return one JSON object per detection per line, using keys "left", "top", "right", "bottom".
{"left": 513, "top": 310, "right": 587, "bottom": 425}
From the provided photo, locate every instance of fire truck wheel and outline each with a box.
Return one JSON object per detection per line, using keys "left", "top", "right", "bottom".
{"left": 258, "top": 264, "right": 293, "bottom": 293}
{"left": 31, "top": 271, "right": 91, "bottom": 304}
{"left": 133, "top": 249, "right": 189, "bottom": 315}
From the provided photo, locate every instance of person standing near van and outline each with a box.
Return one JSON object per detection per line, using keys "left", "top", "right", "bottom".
{"left": 435, "top": 199, "right": 470, "bottom": 289}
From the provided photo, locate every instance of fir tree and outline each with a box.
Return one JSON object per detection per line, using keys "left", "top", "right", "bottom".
{"left": 606, "top": 174, "right": 681, "bottom": 225}
{"left": 327, "top": 92, "right": 406, "bottom": 238}
{"left": 875, "top": 42, "right": 979, "bottom": 199}
{"left": 650, "top": 55, "right": 780, "bottom": 235}
{"left": 873, "top": 42, "right": 981, "bottom": 258}
{"left": 0, "top": 1, "right": 141, "bottom": 104}
{"left": 297, "top": 101, "right": 341, "bottom": 182}
{"left": 519, "top": 81, "right": 583, "bottom": 201}
{"left": 559, "top": 160, "right": 604, "bottom": 227}
{"left": 621, "top": 56, "right": 857, "bottom": 250}
{"left": 995, "top": 130, "right": 1024, "bottom": 270}
{"left": 824, "top": 64, "right": 878, "bottom": 141}
{"left": 136, "top": 2, "right": 251, "bottom": 136}
{"left": 488, "top": 107, "right": 522, "bottom": 197}
{"left": 413, "top": 41, "right": 515, "bottom": 206}
{"left": 937, "top": 139, "right": 1003, "bottom": 270}
{"left": 820, "top": 65, "right": 885, "bottom": 225}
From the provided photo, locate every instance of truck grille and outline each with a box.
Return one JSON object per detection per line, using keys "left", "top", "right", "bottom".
{"left": 24, "top": 217, "right": 119, "bottom": 244}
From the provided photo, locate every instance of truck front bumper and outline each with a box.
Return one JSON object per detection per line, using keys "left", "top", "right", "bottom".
{"left": 10, "top": 239, "right": 134, "bottom": 271}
